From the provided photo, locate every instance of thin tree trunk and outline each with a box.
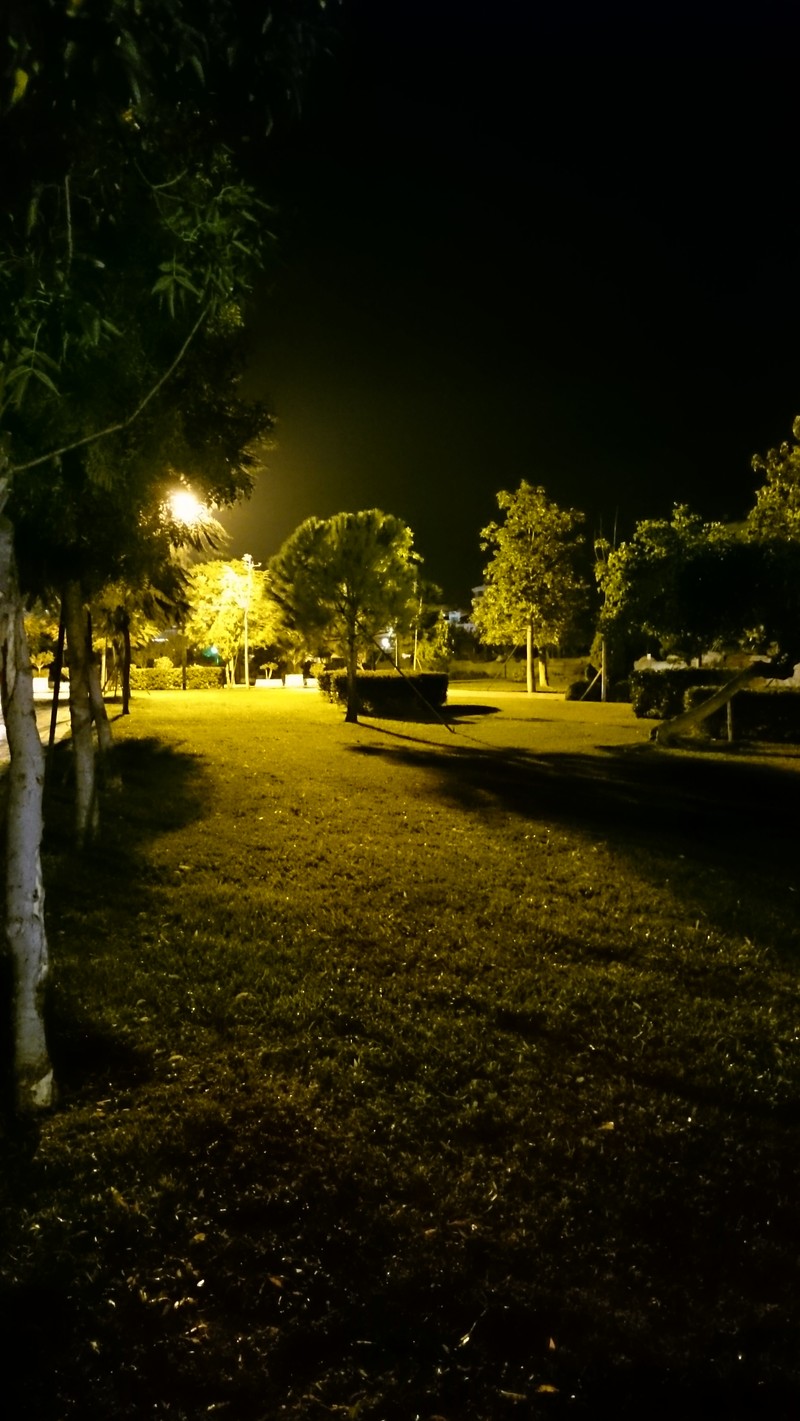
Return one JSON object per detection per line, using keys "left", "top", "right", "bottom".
{"left": 345, "top": 635, "right": 359, "bottom": 722}
{"left": 537, "top": 646, "right": 549, "bottom": 688}
{"left": 121, "top": 620, "right": 131, "bottom": 715}
{"left": 0, "top": 511, "right": 53, "bottom": 1111}
{"left": 526, "top": 622, "right": 534, "bottom": 694}
{"left": 63, "top": 579, "right": 98, "bottom": 846}
{"left": 86, "top": 614, "right": 114, "bottom": 757}
{"left": 47, "top": 605, "right": 66, "bottom": 761}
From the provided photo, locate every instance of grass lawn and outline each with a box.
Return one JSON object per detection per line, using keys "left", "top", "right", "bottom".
{"left": 2, "top": 686, "right": 800, "bottom": 1418}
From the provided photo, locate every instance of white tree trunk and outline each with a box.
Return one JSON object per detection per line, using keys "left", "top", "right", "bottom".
{"left": 0, "top": 512, "right": 53, "bottom": 1111}
{"left": 537, "top": 646, "right": 549, "bottom": 688}
{"left": 87, "top": 648, "right": 114, "bottom": 756}
{"left": 63, "top": 580, "right": 98, "bottom": 845}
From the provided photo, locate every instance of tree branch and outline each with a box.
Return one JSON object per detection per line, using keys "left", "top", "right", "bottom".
{"left": 8, "top": 304, "right": 210, "bottom": 476}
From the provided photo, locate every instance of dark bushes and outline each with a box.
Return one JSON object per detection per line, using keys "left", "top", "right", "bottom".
{"left": 129, "top": 666, "right": 225, "bottom": 691}
{"left": 630, "top": 668, "right": 730, "bottom": 719}
{"left": 317, "top": 669, "right": 448, "bottom": 717}
{"left": 684, "top": 686, "right": 800, "bottom": 742}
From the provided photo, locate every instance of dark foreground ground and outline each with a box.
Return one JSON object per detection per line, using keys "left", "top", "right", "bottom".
{"left": 2, "top": 688, "right": 799, "bottom": 1418}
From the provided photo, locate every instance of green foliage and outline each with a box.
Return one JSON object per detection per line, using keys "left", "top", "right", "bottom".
{"left": 129, "top": 664, "right": 223, "bottom": 690}
{"left": 0, "top": 0, "right": 320, "bottom": 618}
{"left": 750, "top": 413, "right": 800, "bottom": 540}
{"left": 600, "top": 509, "right": 800, "bottom": 669}
{"left": 316, "top": 669, "right": 448, "bottom": 717}
{"left": 269, "top": 510, "right": 420, "bottom": 719}
{"left": 598, "top": 507, "right": 737, "bottom": 665}
{"left": 473, "top": 481, "right": 588, "bottom": 648}
{"left": 184, "top": 558, "right": 278, "bottom": 679}
{"left": 629, "top": 667, "right": 731, "bottom": 719}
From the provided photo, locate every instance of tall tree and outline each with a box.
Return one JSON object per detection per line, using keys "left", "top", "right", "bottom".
{"left": 473, "top": 482, "right": 587, "bottom": 693}
{"left": 269, "top": 511, "right": 419, "bottom": 722}
{"left": 0, "top": 0, "right": 334, "bottom": 1110}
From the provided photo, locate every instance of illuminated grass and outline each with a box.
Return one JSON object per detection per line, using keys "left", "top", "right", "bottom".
{"left": 3, "top": 688, "right": 800, "bottom": 1418}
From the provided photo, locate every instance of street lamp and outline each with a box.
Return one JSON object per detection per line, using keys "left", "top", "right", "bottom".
{"left": 242, "top": 553, "right": 255, "bottom": 688}
{"left": 169, "top": 489, "right": 206, "bottom": 526}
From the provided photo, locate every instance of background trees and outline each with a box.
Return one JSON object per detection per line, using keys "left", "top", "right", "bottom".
{"left": 596, "top": 507, "right": 740, "bottom": 672}
{"left": 269, "top": 510, "right": 419, "bottom": 722}
{"left": 473, "top": 482, "right": 588, "bottom": 693}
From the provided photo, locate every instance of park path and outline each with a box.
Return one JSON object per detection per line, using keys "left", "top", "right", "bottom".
{"left": 0, "top": 695, "right": 71, "bottom": 765}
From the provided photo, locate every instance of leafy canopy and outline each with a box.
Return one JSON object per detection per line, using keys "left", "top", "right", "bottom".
{"left": 749, "top": 414, "right": 800, "bottom": 541}
{"left": 473, "top": 481, "right": 587, "bottom": 646}
{"left": 269, "top": 510, "right": 419, "bottom": 660}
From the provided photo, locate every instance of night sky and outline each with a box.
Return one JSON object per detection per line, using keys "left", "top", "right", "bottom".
{"left": 219, "top": 1, "right": 800, "bottom": 603}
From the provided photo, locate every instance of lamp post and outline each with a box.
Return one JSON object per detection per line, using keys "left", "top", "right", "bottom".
{"left": 242, "top": 553, "right": 254, "bottom": 688}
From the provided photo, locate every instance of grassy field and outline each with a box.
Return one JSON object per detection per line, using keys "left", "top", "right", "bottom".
{"left": 2, "top": 686, "right": 800, "bottom": 1418}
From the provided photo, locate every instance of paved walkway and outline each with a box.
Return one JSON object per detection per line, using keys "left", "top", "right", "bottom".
{"left": 0, "top": 695, "right": 72, "bottom": 764}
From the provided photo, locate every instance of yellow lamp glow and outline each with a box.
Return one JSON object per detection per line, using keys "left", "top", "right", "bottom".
{"left": 169, "top": 489, "right": 205, "bottom": 525}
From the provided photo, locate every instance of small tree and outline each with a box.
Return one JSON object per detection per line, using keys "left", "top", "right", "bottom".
{"left": 598, "top": 507, "right": 751, "bottom": 669}
{"left": 473, "top": 482, "right": 587, "bottom": 692}
{"left": 269, "top": 510, "right": 419, "bottom": 722}
{"left": 749, "top": 415, "right": 800, "bottom": 541}
{"left": 185, "top": 558, "right": 277, "bottom": 684}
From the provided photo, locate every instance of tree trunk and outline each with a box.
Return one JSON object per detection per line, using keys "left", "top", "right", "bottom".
{"left": 86, "top": 616, "right": 114, "bottom": 758}
{"left": 121, "top": 620, "right": 132, "bottom": 715}
{"left": 47, "top": 606, "right": 66, "bottom": 761}
{"left": 537, "top": 646, "right": 549, "bottom": 688}
{"left": 526, "top": 622, "right": 534, "bottom": 694}
{"left": 0, "top": 511, "right": 53, "bottom": 1111}
{"left": 345, "top": 636, "right": 359, "bottom": 722}
{"left": 63, "top": 579, "right": 98, "bottom": 846}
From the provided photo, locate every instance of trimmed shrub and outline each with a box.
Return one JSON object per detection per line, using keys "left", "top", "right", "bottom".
{"left": 564, "top": 678, "right": 601, "bottom": 702}
{"left": 317, "top": 669, "right": 448, "bottom": 717}
{"left": 629, "top": 667, "right": 730, "bottom": 719}
{"left": 129, "top": 666, "right": 224, "bottom": 691}
{"left": 185, "top": 666, "right": 226, "bottom": 689}
{"left": 684, "top": 686, "right": 800, "bottom": 742}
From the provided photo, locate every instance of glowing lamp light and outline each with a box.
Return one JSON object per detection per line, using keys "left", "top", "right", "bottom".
{"left": 169, "top": 489, "right": 205, "bottom": 525}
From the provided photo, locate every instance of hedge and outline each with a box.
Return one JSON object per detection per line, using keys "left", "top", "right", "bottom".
{"left": 129, "top": 666, "right": 225, "bottom": 690}
{"left": 684, "top": 686, "right": 800, "bottom": 742}
{"left": 317, "top": 669, "right": 448, "bottom": 716}
{"left": 629, "top": 667, "right": 730, "bottom": 719}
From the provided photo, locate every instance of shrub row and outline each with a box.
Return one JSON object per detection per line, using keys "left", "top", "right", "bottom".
{"left": 630, "top": 667, "right": 730, "bottom": 719}
{"left": 317, "top": 668, "right": 448, "bottom": 716}
{"left": 684, "top": 686, "right": 800, "bottom": 742}
{"left": 129, "top": 666, "right": 225, "bottom": 690}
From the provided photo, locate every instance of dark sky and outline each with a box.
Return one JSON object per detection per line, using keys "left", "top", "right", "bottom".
{"left": 219, "top": 0, "right": 800, "bottom": 603}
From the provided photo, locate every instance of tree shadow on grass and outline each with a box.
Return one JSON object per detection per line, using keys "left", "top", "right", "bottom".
{"left": 43, "top": 735, "right": 208, "bottom": 855}
{"left": 345, "top": 736, "right": 800, "bottom": 957}
{"left": 6, "top": 738, "right": 211, "bottom": 1114}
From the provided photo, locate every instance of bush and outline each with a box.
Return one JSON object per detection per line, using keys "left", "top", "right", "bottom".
{"left": 129, "top": 666, "right": 225, "bottom": 691}
{"left": 684, "top": 686, "right": 800, "bottom": 743}
{"left": 317, "top": 669, "right": 448, "bottom": 717}
{"left": 564, "top": 678, "right": 601, "bottom": 702}
{"left": 629, "top": 667, "right": 730, "bottom": 719}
